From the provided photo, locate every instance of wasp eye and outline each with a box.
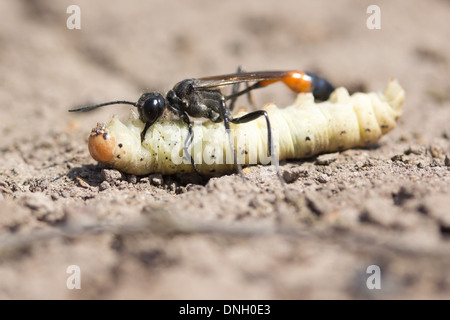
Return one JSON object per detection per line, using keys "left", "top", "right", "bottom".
{"left": 137, "top": 92, "right": 165, "bottom": 125}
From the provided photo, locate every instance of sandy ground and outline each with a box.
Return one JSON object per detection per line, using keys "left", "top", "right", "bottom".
{"left": 0, "top": 0, "right": 449, "bottom": 299}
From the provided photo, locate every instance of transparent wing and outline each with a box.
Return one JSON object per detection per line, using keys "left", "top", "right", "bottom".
{"left": 193, "top": 71, "right": 295, "bottom": 89}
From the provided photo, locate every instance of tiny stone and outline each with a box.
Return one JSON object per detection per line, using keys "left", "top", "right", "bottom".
{"left": 405, "top": 145, "right": 426, "bottom": 155}
{"left": 354, "top": 161, "right": 365, "bottom": 170}
{"left": 430, "top": 159, "right": 442, "bottom": 167}
{"left": 118, "top": 181, "right": 129, "bottom": 190}
{"left": 99, "top": 181, "right": 110, "bottom": 191}
{"left": 316, "top": 152, "right": 339, "bottom": 165}
{"left": 139, "top": 177, "right": 150, "bottom": 184}
{"left": 391, "top": 154, "right": 404, "bottom": 162}
{"left": 127, "top": 175, "right": 138, "bottom": 184}
{"left": 75, "top": 176, "right": 90, "bottom": 188}
{"left": 429, "top": 145, "right": 444, "bottom": 158}
{"left": 148, "top": 174, "right": 164, "bottom": 186}
{"left": 416, "top": 160, "right": 427, "bottom": 168}
{"left": 392, "top": 154, "right": 409, "bottom": 163}
{"left": 186, "top": 184, "right": 205, "bottom": 192}
{"left": 168, "top": 182, "right": 179, "bottom": 193}
{"left": 316, "top": 173, "right": 330, "bottom": 183}
{"left": 101, "top": 169, "right": 124, "bottom": 182}
{"left": 282, "top": 167, "right": 308, "bottom": 183}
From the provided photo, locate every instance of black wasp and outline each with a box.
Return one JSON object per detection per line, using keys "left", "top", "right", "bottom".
{"left": 70, "top": 68, "right": 334, "bottom": 175}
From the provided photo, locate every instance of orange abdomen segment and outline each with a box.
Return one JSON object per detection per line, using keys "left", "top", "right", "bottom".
{"left": 259, "top": 71, "right": 312, "bottom": 93}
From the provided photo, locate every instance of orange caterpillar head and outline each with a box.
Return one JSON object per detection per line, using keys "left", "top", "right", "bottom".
{"left": 88, "top": 123, "right": 115, "bottom": 163}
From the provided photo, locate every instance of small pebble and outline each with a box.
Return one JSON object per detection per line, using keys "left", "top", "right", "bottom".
{"left": 148, "top": 174, "right": 164, "bottom": 186}
{"left": 429, "top": 145, "right": 444, "bottom": 158}
{"left": 315, "top": 152, "right": 339, "bottom": 165}
{"left": 127, "top": 174, "right": 137, "bottom": 184}
{"left": 75, "top": 176, "right": 90, "bottom": 188}
{"left": 405, "top": 145, "right": 426, "bottom": 155}
{"left": 99, "top": 181, "right": 110, "bottom": 191}
{"left": 101, "top": 169, "right": 124, "bottom": 182}
{"left": 317, "top": 174, "right": 329, "bottom": 183}
{"left": 282, "top": 167, "right": 308, "bottom": 183}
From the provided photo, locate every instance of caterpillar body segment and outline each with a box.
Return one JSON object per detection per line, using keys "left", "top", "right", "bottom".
{"left": 88, "top": 79, "right": 404, "bottom": 175}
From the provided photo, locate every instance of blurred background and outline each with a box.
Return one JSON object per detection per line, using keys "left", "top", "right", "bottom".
{"left": 0, "top": 0, "right": 448, "bottom": 147}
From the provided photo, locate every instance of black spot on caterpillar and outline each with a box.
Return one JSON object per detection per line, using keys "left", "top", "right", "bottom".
{"left": 87, "top": 79, "right": 404, "bottom": 175}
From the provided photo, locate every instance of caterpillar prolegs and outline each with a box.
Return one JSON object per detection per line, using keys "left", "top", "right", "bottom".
{"left": 87, "top": 79, "right": 405, "bottom": 175}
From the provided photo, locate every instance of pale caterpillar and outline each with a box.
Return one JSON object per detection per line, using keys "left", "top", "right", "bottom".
{"left": 87, "top": 79, "right": 404, "bottom": 175}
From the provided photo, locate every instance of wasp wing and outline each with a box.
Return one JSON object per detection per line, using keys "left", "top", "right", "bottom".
{"left": 194, "top": 71, "right": 295, "bottom": 89}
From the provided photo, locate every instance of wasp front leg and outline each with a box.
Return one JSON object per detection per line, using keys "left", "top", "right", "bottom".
{"left": 218, "top": 97, "right": 242, "bottom": 174}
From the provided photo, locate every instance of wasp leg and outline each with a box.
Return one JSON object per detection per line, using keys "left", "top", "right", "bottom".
{"left": 226, "top": 82, "right": 262, "bottom": 108}
{"left": 141, "top": 122, "right": 151, "bottom": 143}
{"left": 228, "top": 66, "right": 256, "bottom": 111}
{"left": 166, "top": 92, "right": 203, "bottom": 176}
{"left": 230, "top": 110, "right": 273, "bottom": 156}
{"left": 228, "top": 66, "right": 242, "bottom": 111}
{"left": 219, "top": 98, "right": 242, "bottom": 174}
{"left": 176, "top": 112, "right": 202, "bottom": 176}
{"left": 229, "top": 110, "right": 283, "bottom": 181}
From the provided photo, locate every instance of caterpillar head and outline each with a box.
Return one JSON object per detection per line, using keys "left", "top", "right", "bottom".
{"left": 88, "top": 122, "right": 115, "bottom": 163}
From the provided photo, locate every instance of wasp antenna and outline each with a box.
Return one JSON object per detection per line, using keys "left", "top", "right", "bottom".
{"left": 69, "top": 100, "right": 137, "bottom": 112}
